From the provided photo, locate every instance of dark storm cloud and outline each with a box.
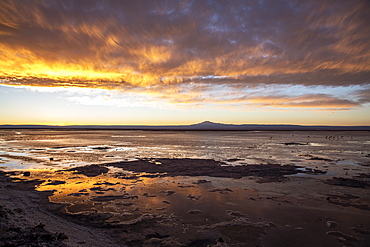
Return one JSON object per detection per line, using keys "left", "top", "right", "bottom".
{"left": 0, "top": 0, "right": 369, "bottom": 109}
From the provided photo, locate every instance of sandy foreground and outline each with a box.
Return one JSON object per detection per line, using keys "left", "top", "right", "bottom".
{"left": 1, "top": 158, "right": 370, "bottom": 247}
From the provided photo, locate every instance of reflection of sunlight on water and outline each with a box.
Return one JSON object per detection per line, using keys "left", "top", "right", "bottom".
{"left": 0, "top": 159, "right": 28, "bottom": 169}
{"left": 336, "top": 160, "right": 358, "bottom": 166}
{"left": 1, "top": 161, "right": 56, "bottom": 170}
{"left": 1, "top": 130, "right": 369, "bottom": 180}
{"left": 13, "top": 168, "right": 264, "bottom": 225}
{"left": 0, "top": 151, "right": 30, "bottom": 157}
{"left": 111, "top": 147, "right": 136, "bottom": 151}
{"left": 111, "top": 136, "right": 146, "bottom": 138}
{"left": 309, "top": 143, "right": 325, "bottom": 146}
{"left": 2, "top": 131, "right": 369, "bottom": 246}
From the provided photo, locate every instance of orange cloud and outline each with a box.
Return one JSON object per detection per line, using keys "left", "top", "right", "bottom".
{"left": 0, "top": 0, "right": 369, "bottom": 111}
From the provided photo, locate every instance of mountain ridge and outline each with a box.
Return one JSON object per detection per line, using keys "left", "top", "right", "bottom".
{"left": 0, "top": 121, "right": 369, "bottom": 131}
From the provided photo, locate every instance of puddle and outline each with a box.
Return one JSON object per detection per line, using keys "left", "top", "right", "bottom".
{"left": 336, "top": 160, "right": 359, "bottom": 166}
{"left": 309, "top": 143, "right": 326, "bottom": 147}
{"left": 0, "top": 151, "right": 31, "bottom": 157}
{"left": 0, "top": 158, "right": 51, "bottom": 170}
{"left": 12, "top": 169, "right": 264, "bottom": 226}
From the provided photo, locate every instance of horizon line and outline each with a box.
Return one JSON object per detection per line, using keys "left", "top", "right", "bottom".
{"left": 1, "top": 121, "right": 369, "bottom": 131}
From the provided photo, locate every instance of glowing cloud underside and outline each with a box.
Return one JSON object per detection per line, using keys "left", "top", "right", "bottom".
{"left": 0, "top": 0, "right": 369, "bottom": 111}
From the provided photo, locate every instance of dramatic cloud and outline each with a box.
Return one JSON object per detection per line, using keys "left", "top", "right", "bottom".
{"left": 0, "top": 0, "right": 369, "bottom": 110}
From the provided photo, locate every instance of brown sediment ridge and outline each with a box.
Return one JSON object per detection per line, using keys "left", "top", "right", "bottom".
{"left": 67, "top": 158, "right": 326, "bottom": 182}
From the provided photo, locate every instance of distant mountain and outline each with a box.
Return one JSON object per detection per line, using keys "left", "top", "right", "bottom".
{"left": 193, "top": 120, "right": 220, "bottom": 126}
{"left": 0, "top": 121, "right": 369, "bottom": 131}
{"left": 189, "top": 121, "right": 232, "bottom": 129}
{"left": 186, "top": 121, "right": 370, "bottom": 131}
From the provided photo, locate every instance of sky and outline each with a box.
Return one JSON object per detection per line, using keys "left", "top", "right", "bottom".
{"left": 0, "top": 0, "right": 369, "bottom": 126}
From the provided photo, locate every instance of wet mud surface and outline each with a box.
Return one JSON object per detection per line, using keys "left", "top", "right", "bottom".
{"left": 1, "top": 130, "right": 370, "bottom": 246}
{"left": 1, "top": 158, "right": 369, "bottom": 247}
{"left": 324, "top": 177, "right": 370, "bottom": 188}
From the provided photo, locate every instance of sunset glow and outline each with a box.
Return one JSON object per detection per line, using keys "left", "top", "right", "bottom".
{"left": 0, "top": 0, "right": 369, "bottom": 125}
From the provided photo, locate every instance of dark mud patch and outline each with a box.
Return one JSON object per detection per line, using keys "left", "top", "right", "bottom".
{"left": 0, "top": 202, "right": 67, "bottom": 247}
{"left": 0, "top": 171, "right": 46, "bottom": 192}
{"left": 159, "top": 190, "right": 176, "bottom": 196}
{"left": 326, "top": 194, "right": 370, "bottom": 211}
{"left": 9, "top": 179, "right": 45, "bottom": 191}
{"left": 299, "top": 154, "right": 334, "bottom": 162}
{"left": 209, "top": 188, "right": 233, "bottom": 194}
{"left": 104, "top": 158, "right": 326, "bottom": 181}
{"left": 352, "top": 226, "right": 370, "bottom": 235}
{"left": 63, "top": 212, "right": 114, "bottom": 227}
{"left": 0, "top": 220, "right": 68, "bottom": 247}
{"left": 359, "top": 162, "right": 370, "bottom": 167}
{"left": 324, "top": 177, "right": 370, "bottom": 188}
{"left": 326, "top": 230, "right": 361, "bottom": 246}
{"left": 89, "top": 186, "right": 116, "bottom": 192}
{"left": 66, "top": 164, "right": 109, "bottom": 177}
{"left": 188, "top": 209, "right": 202, "bottom": 214}
{"left": 355, "top": 173, "right": 370, "bottom": 179}
{"left": 91, "top": 195, "right": 126, "bottom": 202}
{"left": 226, "top": 158, "right": 244, "bottom": 162}
{"left": 102, "top": 214, "right": 185, "bottom": 246}
{"left": 255, "top": 176, "right": 290, "bottom": 183}
{"left": 105, "top": 213, "right": 271, "bottom": 247}
{"left": 283, "top": 142, "right": 309, "bottom": 146}
{"left": 91, "top": 146, "right": 110, "bottom": 150}
{"left": 192, "top": 179, "right": 211, "bottom": 184}
{"left": 309, "top": 156, "right": 334, "bottom": 162}
{"left": 197, "top": 218, "right": 272, "bottom": 247}
{"left": 67, "top": 192, "right": 90, "bottom": 197}
{"left": 45, "top": 180, "right": 66, "bottom": 186}
{"left": 93, "top": 181, "right": 118, "bottom": 186}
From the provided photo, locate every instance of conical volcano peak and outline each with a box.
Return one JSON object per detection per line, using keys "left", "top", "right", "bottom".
{"left": 189, "top": 121, "right": 230, "bottom": 129}
{"left": 200, "top": 121, "right": 215, "bottom": 124}
{"left": 197, "top": 121, "right": 219, "bottom": 125}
